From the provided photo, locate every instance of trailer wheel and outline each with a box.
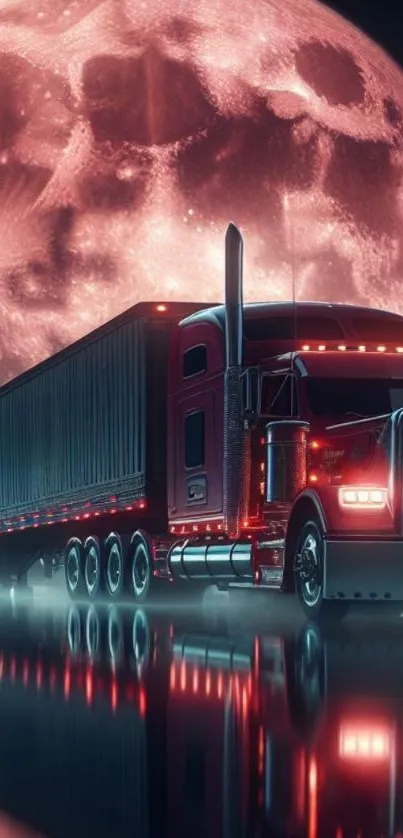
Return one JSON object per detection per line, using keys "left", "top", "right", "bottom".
{"left": 105, "top": 534, "right": 125, "bottom": 599}
{"left": 83, "top": 537, "right": 103, "bottom": 599}
{"left": 294, "top": 519, "right": 349, "bottom": 621}
{"left": 65, "top": 540, "right": 85, "bottom": 600}
{"left": 129, "top": 539, "right": 153, "bottom": 603}
{"left": 67, "top": 605, "right": 83, "bottom": 655}
{"left": 86, "top": 605, "right": 101, "bottom": 659}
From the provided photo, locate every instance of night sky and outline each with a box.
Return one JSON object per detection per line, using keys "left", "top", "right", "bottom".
{"left": 0, "top": 0, "right": 403, "bottom": 382}
{"left": 326, "top": 0, "right": 402, "bottom": 66}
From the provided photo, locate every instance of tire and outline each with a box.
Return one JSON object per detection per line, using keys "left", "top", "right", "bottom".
{"left": 128, "top": 538, "right": 153, "bottom": 603}
{"left": 108, "top": 605, "right": 126, "bottom": 665}
{"left": 85, "top": 605, "right": 102, "bottom": 659}
{"left": 132, "top": 608, "right": 151, "bottom": 675}
{"left": 67, "top": 604, "right": 83, "bottom": 655}
{"left": 104, "top": 534, "right": 125, "bottom": 599}
{"left": 65, "top": 540, "right": 85, "bottom": 600}
{"left": 83, "top": 537, "right": 103, "bottom": 599}
{"left": 293, "top": 519, "right": 349, "bottom": 621}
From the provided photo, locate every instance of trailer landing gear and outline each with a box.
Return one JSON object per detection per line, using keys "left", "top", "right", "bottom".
{"left": 294, "top": 519, "right": 349, "bottom": 621}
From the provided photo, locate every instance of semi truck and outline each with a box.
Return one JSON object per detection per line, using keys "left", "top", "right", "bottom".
{"left": 2, "top": 223, "right": 403, "bottom": 618}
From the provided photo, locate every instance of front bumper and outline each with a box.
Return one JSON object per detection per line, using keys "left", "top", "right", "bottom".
{"left": 324, "top": 538, "right": 403, "bottom": 600}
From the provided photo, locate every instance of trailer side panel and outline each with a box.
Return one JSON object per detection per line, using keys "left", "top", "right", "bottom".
{"left": 0, "top": 318, "right": 146, "bottom": 517}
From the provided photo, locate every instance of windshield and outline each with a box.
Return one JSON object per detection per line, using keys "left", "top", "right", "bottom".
{"left": 306, "top": 378, "right": 403, "bottom": 417}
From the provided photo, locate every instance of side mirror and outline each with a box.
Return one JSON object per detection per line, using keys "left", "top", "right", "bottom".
{"left": 242, "top": 367, "right": 259, "bottom": 423}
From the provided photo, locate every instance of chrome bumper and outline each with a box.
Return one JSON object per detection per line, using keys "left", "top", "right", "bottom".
{"left": 324, "top": 539, "right": 403, "bottom": 601}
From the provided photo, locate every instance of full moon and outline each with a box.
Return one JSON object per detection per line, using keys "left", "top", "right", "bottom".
{"left": 0, "top": 0, "right": 402, "bottom": 380}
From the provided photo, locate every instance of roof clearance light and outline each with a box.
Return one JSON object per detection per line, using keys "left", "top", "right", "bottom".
{"left": 397, "top": 347, "right": 403, "bottom": 353}
{"left": 358, "top": 345, "right": 366, "bottom": 352}
{"left": 302, "top": 344, "right": 310, "bottom": 351}
{"left": 377, "top": 345, "right": 386, "bottom": 352}
{"left": 339, "top": 725, "right": 390, "bottom": 760}
{"left": 338, "top": 345, "right": 347, "bottom": 351}
{"left": 156, "top": 304, "right": 167, "bottom": 312}
{"left": 318, "top": 344, "right": 326, "bottom": 351}
{"left": 339, "top": 487, "right": 387, "bottom": 509}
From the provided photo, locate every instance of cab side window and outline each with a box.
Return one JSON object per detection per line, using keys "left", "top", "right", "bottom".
{"left": 267, "top": 375, "right": 298, "bottom": 417}
{"left": 183, "top": 345, "right": 207, "bottom": 379}
{"left": 185, "top": 410, "right": 205, "bottom": 469}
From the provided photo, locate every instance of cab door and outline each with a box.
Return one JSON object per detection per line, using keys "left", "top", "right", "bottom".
{"left": 168, "top": 323, "right": 224, "bottom": 523}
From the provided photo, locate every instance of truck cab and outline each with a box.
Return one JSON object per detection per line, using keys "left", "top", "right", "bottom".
{"left": 166, "top": 227, "right": 403, "bottom": 619}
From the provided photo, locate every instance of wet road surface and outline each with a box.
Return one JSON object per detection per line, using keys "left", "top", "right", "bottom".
{"left": 0, "top": 583, "right": 402, "bottom": 838}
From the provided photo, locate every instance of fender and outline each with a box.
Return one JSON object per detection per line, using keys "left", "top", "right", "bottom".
{"left": 286, "top": 488, "right": 328, "bottom": 536}
{"left": 130, "top": 528, "right": 153, "bottom": 558}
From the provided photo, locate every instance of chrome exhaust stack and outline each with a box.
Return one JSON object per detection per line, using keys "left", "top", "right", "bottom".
{"left": 223, "top": 223, "right": 248, "bottom": 539}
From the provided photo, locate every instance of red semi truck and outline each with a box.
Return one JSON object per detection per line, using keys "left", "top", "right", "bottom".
{"left": 2, "top": 223, "right": 403, "bottom": 619}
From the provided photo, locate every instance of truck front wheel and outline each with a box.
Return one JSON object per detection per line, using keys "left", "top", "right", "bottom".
{"left": 294, "top": 519, "right": 349, "bottom": 621}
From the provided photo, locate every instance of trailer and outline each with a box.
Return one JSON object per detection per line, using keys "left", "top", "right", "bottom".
{"left": 2, "top": 224, "right": 403, "bottom": 618}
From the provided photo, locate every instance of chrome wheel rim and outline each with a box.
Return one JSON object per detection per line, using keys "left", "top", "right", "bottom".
{"left": 67, "top": 606, "right": 81, "bottom": 655}
{"left": 108, "top": 606, "right": 123, "bottom": 663}
{"left": 85, "top": 545, "right": 99, "bottom": 595}
{"left": 132, "top": 545, "right": 149, "bottom": 598}
{"left": 107, "top": 543, "right": 122, "bottom": 595}
{"left": 66, "top": 546, "right": 80, "bottom": 592}
{"left": 299, "top": 533, "right": 322, "bottom": 607}
{"left": 132, "top": 609, "right": 150, "bottom": 674}
{"left": 297, "top": 624, "right": 324, "bottom": 720}
{"left": 86, "top": 606, "right": 100, "bottom": 657}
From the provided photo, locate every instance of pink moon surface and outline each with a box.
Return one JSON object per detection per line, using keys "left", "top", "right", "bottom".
{"left": 0, "top": 0, "right": 403, "bottom": 380}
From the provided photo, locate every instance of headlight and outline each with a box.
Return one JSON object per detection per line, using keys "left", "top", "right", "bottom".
{"left": 339, "top": 724, "right": 390, "bottom": 760}
{"left": 338, "top": 487, "right": 387, "bottom": 509}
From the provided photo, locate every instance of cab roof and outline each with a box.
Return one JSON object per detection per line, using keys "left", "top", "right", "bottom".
{"left": 179, "top": 302, "right": 403, "bottom": 344}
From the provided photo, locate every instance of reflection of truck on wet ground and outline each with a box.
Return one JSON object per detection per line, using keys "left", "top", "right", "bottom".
{"left": 169, "top": 621, "right": 403, "bottom": 838}
{"left": 3, "top": 225, "right": 403, "bottom": 618}
{"left": 0, "top": 604, "right": 165, "bottom": 838}
{"left": 0, "top": 602, "right": 402, "bottom": 838}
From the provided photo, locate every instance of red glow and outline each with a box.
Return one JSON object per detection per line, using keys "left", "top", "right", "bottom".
{"left": 308, "top": 757, "right": 318, "bottom": 838}
{"left": 85, "top": 667, "right": 93, "bottom": 705}
{"left": 156, "top": 304, "right": 167, "bottom": 312}
{"left": 139, "top": 686, "right": 147, "bottom": 716}
{"left": 180, "top": 660, "right": 186, "bottom": 692}
{"left": 295, "top": 750, "right": 306, "bottom": 821}
{"left": 64, "top": 666, "right": 71, "bottom": 699}
{"left": 111, "top": 679, "right": 118, "bottom": 712}
{"left": 339, "top": 723, "right": 390, "bottom": 759}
